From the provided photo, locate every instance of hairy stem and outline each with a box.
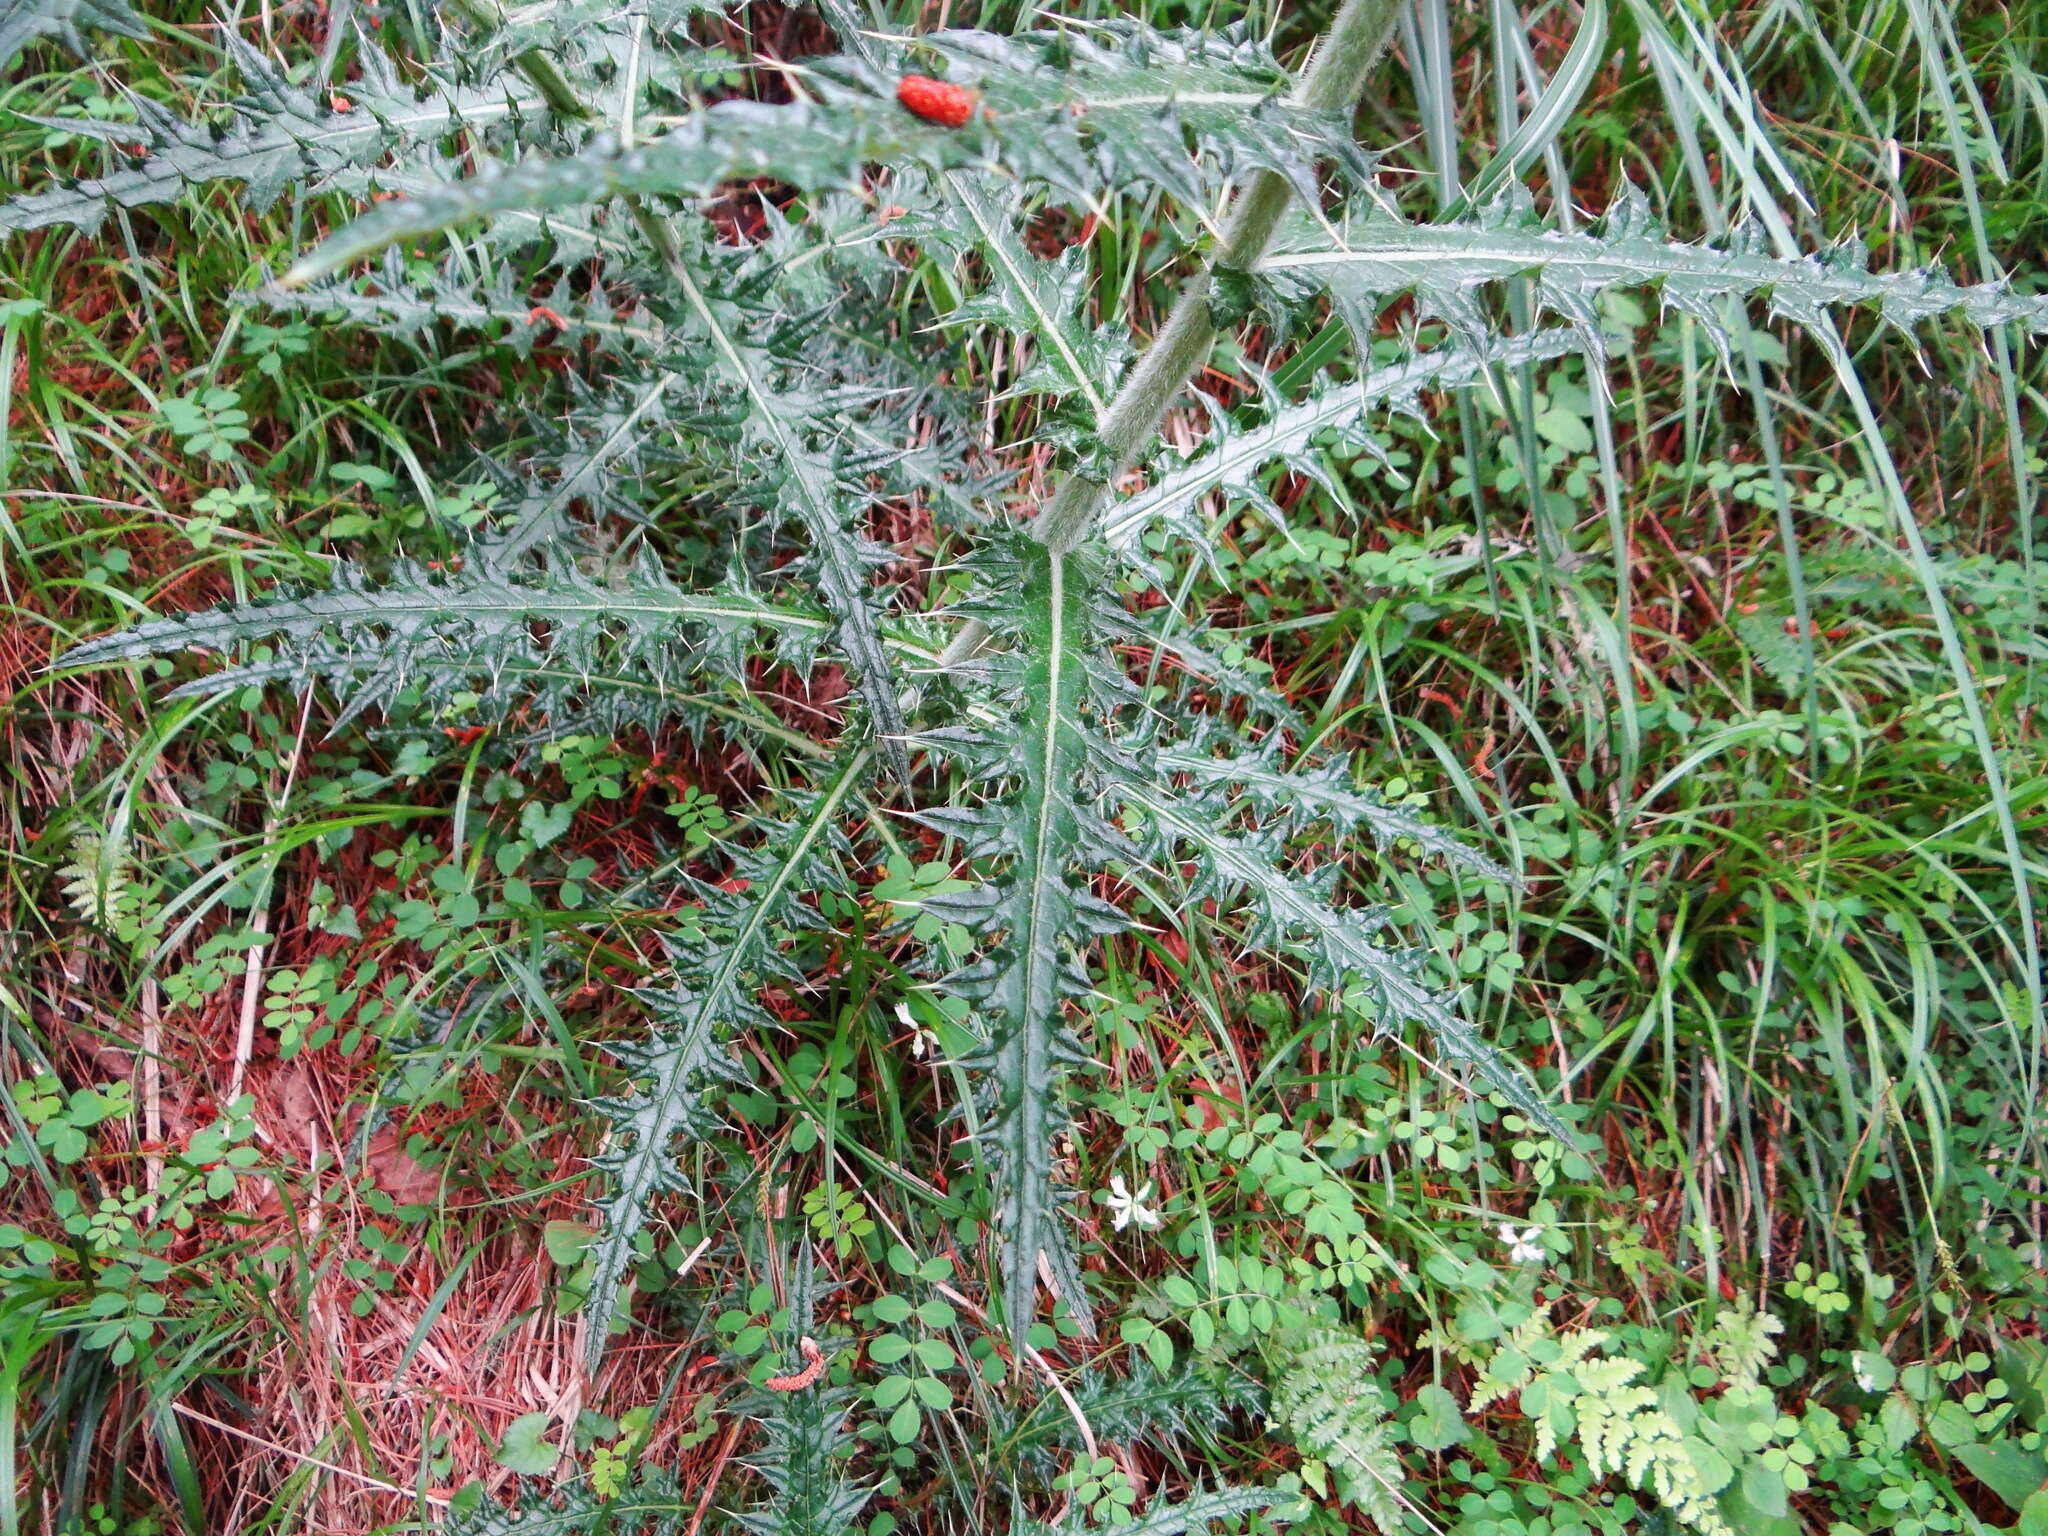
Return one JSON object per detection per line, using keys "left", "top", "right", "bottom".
{"left": 1029, "top": 0, "right": 1402, "bottom": 556}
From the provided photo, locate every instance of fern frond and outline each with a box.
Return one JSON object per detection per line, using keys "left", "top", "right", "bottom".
{"left": 62, "top": 557, "right": 822, "bottom": 733}
{"left": 55, "top": 828, "right": 154, "bottom": 942}
{"left": 1261, "top": 187, "right": 2048, "bottom": 359}
{"left": 283, "top": 21, "right": 1373, "bottom": 283}
{"left": 0, "top": 0, "right": 145, "bottom": 67}
{"left": 583, "top": 750, "right": 867, "bottom": 1369}
{"left": 1469, "top": 1317, "right": 1605, "bottom": 1412}
{"left": 1270, "top": 1325, "right": 1401, "bottom": 1533}
{"left": 2, "top": 38, "right": 580, "bottom": 235}
{"left": 1100, "top": 331, "right": 1581, "bottom": 556}
{"left": 1571, "top": 1357, "right": 1732, "bottom": 1536}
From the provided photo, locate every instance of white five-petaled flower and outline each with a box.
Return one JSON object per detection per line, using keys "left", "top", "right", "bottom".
{"left": 1499, "top": 1223, "right": 1546, "bottom": 1264}
{"left": 1105, "top": 1176, "right": 1162, "bottom": 1232}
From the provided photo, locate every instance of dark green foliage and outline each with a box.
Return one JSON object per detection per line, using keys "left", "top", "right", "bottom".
{"left": 15, "top": 0, "right": 2046, "bottom": 1529}
{"left": 920, "top": 537, "right": 1140, "bottom": 1342}
{"left": 1009, "top": 1359, "right": 1255, "bottom": 1465}
{"left": 1024, "top": 1482, "right": 1290, "bottom": 1535}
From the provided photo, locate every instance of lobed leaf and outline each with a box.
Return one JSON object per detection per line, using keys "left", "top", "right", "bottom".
{"left": 61, "top": 557, "right": 823, "bottom": 734}
{"left": 1100, "top": 331, "right": 1581, "bottom": 556}
{"left": 2, "top": 39, "right": 582, "bottom": 235}
{"left": 921, "top": 538, "right": 1139, "bottom": 1345}
{"left": 583, "top": 750, "right": 868, "bottom": 1370}
{"left": 282, "top": 21, "right": 1373, "bottom": 284}
{"left": 1261, "top": 187, "right": 2048, "bottom": 363}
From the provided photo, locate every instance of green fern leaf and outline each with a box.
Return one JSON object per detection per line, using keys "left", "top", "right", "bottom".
{"left": 1270, "top": 1324, "right": 1401, "bottom": 1532}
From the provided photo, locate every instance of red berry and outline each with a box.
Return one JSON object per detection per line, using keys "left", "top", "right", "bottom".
{"left": 896, "top": 74, "right": 978, "bottom": 129}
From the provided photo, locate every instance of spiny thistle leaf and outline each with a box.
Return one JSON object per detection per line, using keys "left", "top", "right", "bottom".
{"left": 1099, "top": 331, "right": 1581, "bottom": 556}
{"left": 2, "top": 37, "right": 583, "bottom": 235}
{"left": 1261, "top": 186, "right": 2048, "bottom": 363}
{"left": 439, "top": 1471, "right": 687, "bottom": 1536}
{"left": 61, "top": 557, "right": 823, "bottom": 733}
{"left": 583, "top": 750, "right": 867, "bottom": 1370}
{"left": 444, "top": 0, "right": 725, "bottom": 79}
{"left": 282, "top": 20, "right": 1373, "bottom": 283}
{"left": 479, "top": 368, "right": 711, "bottom": 563}
{"left": 1010, "top": 1358, "right": 1253, "bottom": 1464}
{"left": 654, "top": 235, "right": 913, "bottom": 778}
{"left": 0, "top": 0, "right": 145, "bottom": 67}
{"left": 910, "top": 176, "right": 1131, "bottom": 415}
{"left": 1118, "top": 775, "right": 1571, "bottom": 1143}
{"left": 921, "top": 538, "right": 1138, "bottom": 1346}
{"left": 254, "top": 255, "right": 667, "bottom": 359}
{"left": 1154, "top": 740, "right": 1519, "bottom": 885}
{"left": 734, "top": 1246, "right": 873, "bottom": 1536}
{"left": 1023, "top": 1483, "right": 1294, "bottom": 1536}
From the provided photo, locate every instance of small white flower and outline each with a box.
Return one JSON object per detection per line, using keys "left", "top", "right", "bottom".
{"left": 1105, "top": 1176, "right": 1162, "bottom": 1232}
{"left": 1499, "top": 1223, "right": 1546, "bottom": 1264}
{"left": 896, "top": 1001, "right": 941, "bottom": 1060}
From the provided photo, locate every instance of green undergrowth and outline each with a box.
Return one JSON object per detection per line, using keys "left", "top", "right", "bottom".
{"left": 1, "top": 1, "right": 2044, "bottom": 1534}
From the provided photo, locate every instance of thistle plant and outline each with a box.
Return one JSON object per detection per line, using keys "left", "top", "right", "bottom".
{"left": 18, "top": 0, "right": 2047, "bottom": 1524}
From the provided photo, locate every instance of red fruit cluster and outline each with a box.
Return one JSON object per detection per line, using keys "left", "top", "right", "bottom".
{"left": 896, "top": 74, "right": 978, "bottom": 128}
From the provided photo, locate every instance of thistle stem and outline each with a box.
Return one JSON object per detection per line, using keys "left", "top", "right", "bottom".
{"left": 1028, "top": 0, "right": 1403, "bottom": 557}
